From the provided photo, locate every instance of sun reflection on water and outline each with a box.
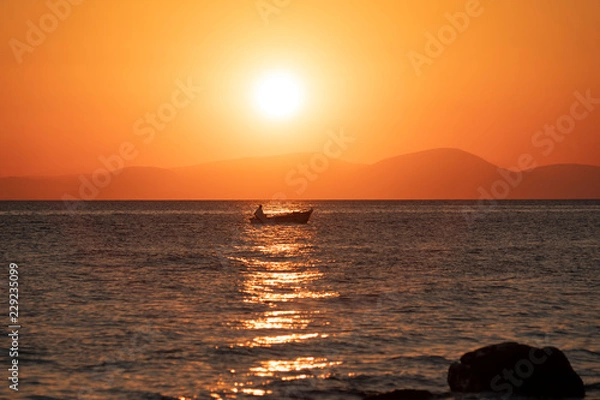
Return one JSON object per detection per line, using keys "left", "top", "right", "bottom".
{"left": 238, "top": 333, "right": 328, "bottom": 347}
{"left": 242, "top": 310, "right": 313, "bottom": 330}
{"left": 250, "top": 357, "right": 343, "bottom": 377}
{"left": 242, "top": 261, "right": 337, "bottom": 303}
{"left": 212, "top": 224, "right": 341, "bottom": 397}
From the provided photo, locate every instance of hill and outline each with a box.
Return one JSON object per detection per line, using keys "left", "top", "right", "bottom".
{"left": 1, "top": 149, "right": 598, "bottom": 200}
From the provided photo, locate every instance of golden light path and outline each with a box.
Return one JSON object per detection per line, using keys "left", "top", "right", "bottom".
{"left": 242, "top": 260, "right": 337, "bottom": 304}
{"left": 242, "top": 310, "right": 311, "bottom": 330}
{"left": 211, "top": 225, "right": 340, "bottom": 398}
{"left": 250, "top": 357, "right": 343, "bottom": 377}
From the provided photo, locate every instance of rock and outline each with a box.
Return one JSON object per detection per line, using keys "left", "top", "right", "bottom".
{"left": 448, "top": 341, "right": 585, "bottom": 397}
{"left": 364, "top": 389, "right": 436, "bottom": 400}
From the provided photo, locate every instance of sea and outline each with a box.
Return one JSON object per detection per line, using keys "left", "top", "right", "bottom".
{"left": 0, "top": 200, "right": 598, "bottom": 400}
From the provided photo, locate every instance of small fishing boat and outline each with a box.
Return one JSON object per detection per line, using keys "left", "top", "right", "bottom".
{"left": 250, "top": 208, "right": 313, "bottom": 224}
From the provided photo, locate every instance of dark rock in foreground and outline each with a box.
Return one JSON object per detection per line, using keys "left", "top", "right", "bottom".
{"left": 364, "top": 389, "right": 436, "bottom": 400}
{"left": 448, "top": 341, "right": 585, "bottom": 398}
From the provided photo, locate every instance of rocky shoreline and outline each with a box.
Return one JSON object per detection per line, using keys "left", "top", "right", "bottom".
{"left": 366, "top": 342, "right": 585, "bottom": 399}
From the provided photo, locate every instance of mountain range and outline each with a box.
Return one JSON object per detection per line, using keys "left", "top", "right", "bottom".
{"left": 1, "top": 149, "right": 599, "bottom": 200}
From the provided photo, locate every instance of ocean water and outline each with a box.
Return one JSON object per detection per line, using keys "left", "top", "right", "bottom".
{"left": 0, "top": 200, "right": 598, "bottom": 400}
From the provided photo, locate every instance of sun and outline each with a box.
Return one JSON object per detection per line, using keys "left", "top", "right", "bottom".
{"left": 253, "top": 71, "right": 304, "bottom": 120}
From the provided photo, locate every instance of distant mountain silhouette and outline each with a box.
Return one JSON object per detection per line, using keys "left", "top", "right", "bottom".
{"left": 1, "top": 149, "right": 599, "bottom": 200}
{"left": 510, "top": 164, "right": 600, "bottom": 199}
{"left": 352, "top": 148, "right": 501, "bottom": 199}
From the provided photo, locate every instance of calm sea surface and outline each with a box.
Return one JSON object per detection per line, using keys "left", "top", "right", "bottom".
{"left": 0, "top": 201, "right": 599, "bottom": 400}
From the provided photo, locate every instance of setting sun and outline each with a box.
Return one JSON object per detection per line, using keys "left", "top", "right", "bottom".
{"left": 253, "top": 71, "right": 305, "bottom": 120}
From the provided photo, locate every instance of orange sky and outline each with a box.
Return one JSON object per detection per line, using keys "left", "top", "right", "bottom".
{"left": 1, "top": 0, "right": 599, "bottom": 178}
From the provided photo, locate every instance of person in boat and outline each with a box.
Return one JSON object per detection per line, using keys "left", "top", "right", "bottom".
{"left": 254, "top": 204, "right": 267, "bottom": 222}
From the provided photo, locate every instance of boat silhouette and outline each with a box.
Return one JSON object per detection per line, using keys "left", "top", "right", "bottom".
{"left": 250, "top": 208, "right": 313, "bottom": 224}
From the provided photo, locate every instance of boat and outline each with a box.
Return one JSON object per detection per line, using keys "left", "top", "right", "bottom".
{"left": 250, "top": 208, "right": 313, "bottom": 224}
